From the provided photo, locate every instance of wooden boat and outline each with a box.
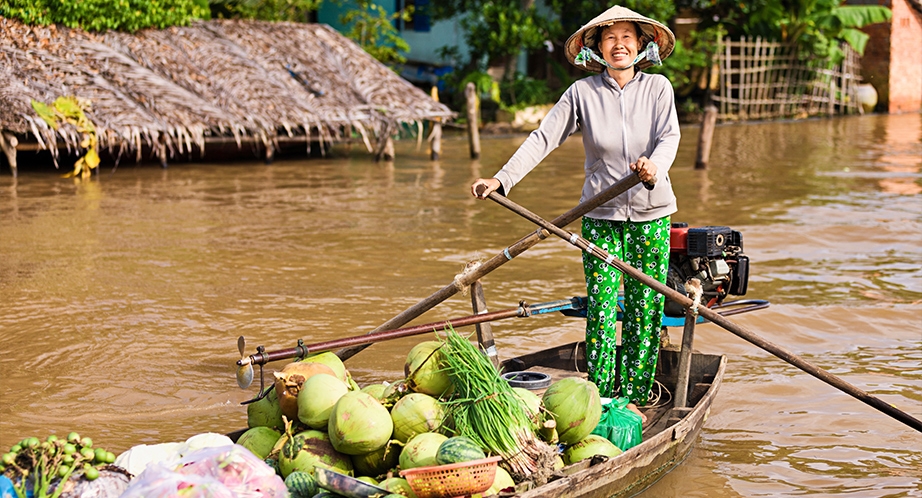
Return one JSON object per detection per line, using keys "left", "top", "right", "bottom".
{"left": 230, "top": 336, "right": 725, "bottom": 498}
{"left": 497, "top": 341, "right": 724, "bottom": 498}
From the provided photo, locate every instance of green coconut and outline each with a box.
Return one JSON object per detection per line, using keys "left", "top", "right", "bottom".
{"left": 300, "top": 351, "right": 348, "bottom": 382}
{"left": 563, "top": 434, "right": 622, "bottom": 465}
{"left": 378, "top": 477, "right": 418, "bottom": 498}
{"left": 236, "top": 426, "right": 282, "bottom": 459}
{"left": 361, "top": 383, "right": 389, "bottom": 401}
{"left": 398, "top": 432, "right": 447, "bottom": 470}
{"left": 328, "top": 391, "right": 394, "bottom": 455}
{"left": 485, "top": 465, "right": 516, "bottom": 495}
{"left": 542, "top": 377, "right": 602, "bottom": 445}
{"left": 247, "top": 387, "right": 285, "bottom": 430}
{"left": 298, "top": 373, "right": 349, "bottom": 429}
{"left": 512, "top": 387, "right": 544, "bottom": 428}
{"left": 356, "top": 476, "right": 380, "bottom": 485}
{"left": 278, "top": 429, "right": 354, "bottom": 478}
{"left": 351, "top": 440, "right": 401, "bottom": 477}
{"left": 404, "top": 341, "right": 453, "bottom": 397}
{"left": 390, "top": 393, "right": 444, "bottom": 443}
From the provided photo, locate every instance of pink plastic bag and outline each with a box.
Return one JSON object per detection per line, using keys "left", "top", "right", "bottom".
{"left": 121, "top": 445, "right": 286, "bottom": 498}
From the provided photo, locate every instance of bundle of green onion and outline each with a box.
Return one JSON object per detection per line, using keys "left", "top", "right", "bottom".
{"left": 439, "top": 328, "right": 553, "bottom": 480}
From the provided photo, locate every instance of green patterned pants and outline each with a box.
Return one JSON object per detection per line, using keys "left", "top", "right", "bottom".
{"left": 582, "top": 216, "right": 671, "bottom": 405}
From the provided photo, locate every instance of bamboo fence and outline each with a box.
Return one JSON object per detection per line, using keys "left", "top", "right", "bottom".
{"left": 714, "top": 37, "right": 863, "bottom": 121}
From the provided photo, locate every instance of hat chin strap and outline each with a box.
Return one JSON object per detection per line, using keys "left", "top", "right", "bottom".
{"left": 575, "top": 41, "right": 662, "bottom": 71}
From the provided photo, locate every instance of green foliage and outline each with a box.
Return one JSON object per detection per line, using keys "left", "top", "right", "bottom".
{"left": 337, "top": 0, "right": 411, "bottom": 65}
{"left": 647, "top": 25, "right": 723, "bottom": 96}
{"left": 499, "top": 74, "right": 556, "bottom": 111}
{"left": 460, "top": 2, "right": 552, "bottom": 64}
{"left": 432, "top": 1, "right": 554, "bottom": 72}
{"left": 208, "top": 0, "right": 321, "bottom": 22}
{"left": 31, "top": 96, "right": 99, "bottom": 178}
{"left": 1, "top": 0, "right": 210, "bottom": 32}
{"left": 545, "top": 0, "right": 675, "bottom": 37}
{"left": 680, "top": 0, "right": 891, "bottom": 63}
{"left": 459, "top": 71, "right": 500, "bottom": 102}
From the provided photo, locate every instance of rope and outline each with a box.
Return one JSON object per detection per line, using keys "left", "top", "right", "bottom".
{"left": 686, "top": 278, "right": 704, "bottom": 316}
{"left": 453, "top": 261, "right": 482, "bottom": 296}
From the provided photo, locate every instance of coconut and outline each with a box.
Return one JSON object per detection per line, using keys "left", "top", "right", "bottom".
{"left": 297, "top": 352, "right": 348, "bottom": 382}
{"left": 390, "top": 393, "right": 444, "bottom": 443}
{"left": 562, "top": 434, "right": 622, "bottom": 465}
{"left": 236, "top": 426, "right": 282, "bottom": 459}
{"left": 378, "top": 477, "right": 418, "bottom": 498}
{"left": 328, "top": 391, "right": 394, "bottom": 455}
{"left": 275, "top": 362, "right": 337, "bottom": 422}
{"left": 356, "top": 476, "right": 380, "bottom": 485}
{"left": 351, "top": 440, "right": 401, "bottom": 477}
{"left": 485, "top": 465, "right": 515, "bottom": 495}
{"left": 247, "top": 387, "right": 285, "bottom": 430}
{"left": 361, "top": 383, "right": 388, "bottom": 401}
{"left": 398, "top": 432, "right": 447, "bottom": 470}
{"left": 278, "top": 430, "right": 354, "bottom": 478}
{"left": 298, "top": 373, "right": 349, "bottom": 429}
{"left": 404, "top": 341, "right": 452, "bottom": 397}
{"left": 542, "top": 377, "right": 602, "bottom": 445}
{"left": 512, "top": 387, "right": 543, "bottom": 428}
{"left": 281, "top": 359, "right": 339, "bottom": 380}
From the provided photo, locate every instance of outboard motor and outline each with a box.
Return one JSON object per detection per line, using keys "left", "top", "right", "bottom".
{"left": 664, "top": 223, "right": 750, "bottom": 317}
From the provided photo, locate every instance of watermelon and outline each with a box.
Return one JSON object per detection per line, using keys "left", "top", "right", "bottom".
{"left": 284, "top": 471, "right": 318, "bottom": 498}
{"left": 435, "top": 436, "right": 485, "bottom": 465}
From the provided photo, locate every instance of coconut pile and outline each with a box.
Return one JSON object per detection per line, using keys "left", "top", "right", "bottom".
{"left": 239, "top": 334, "right": 619, "bottom": 498}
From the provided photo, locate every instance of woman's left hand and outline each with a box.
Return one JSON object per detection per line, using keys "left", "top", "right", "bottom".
{"left": 630, "top": 156, "right": 657, "bottom": 183}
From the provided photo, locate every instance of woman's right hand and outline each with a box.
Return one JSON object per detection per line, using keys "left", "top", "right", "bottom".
{"left": 471, "top": 178, "right": 501, "bottom": 199}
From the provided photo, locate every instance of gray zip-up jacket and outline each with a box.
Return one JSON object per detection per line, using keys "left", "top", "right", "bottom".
{"left": 493, "top": 70, "right": 680, "bottom": 222}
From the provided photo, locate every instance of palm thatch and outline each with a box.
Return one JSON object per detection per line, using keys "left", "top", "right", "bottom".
{"left": 0, "top": 17, "right": 455, "bottom": 167}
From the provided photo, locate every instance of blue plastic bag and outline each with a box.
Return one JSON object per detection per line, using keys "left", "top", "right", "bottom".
{"left": 591, "top": 397, "right": 643, "bottom": 451}
{"left": 0, "top": 475, "right": 15, "bottom": 498}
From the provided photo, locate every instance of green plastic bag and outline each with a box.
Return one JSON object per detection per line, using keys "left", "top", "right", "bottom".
{"left": 590, "top": 397, "right": 642, "bottom": 451}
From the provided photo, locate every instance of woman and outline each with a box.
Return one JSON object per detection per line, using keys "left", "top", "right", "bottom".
{"left": 470, "top": 6, "right": 680, "bottom": 412}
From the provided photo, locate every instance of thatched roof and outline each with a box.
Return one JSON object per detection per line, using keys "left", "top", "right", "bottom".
{"left": 0, "top": 17, "right": 455, "bottom": 163}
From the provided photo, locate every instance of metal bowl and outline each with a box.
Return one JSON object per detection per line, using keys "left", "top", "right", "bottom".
{"left": 314, "top": 467, "right": 392, "bottom": 498}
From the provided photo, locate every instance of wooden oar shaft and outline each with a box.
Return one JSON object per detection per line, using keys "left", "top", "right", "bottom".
{"left": 487, "top": 191, "right": 922, "bottom": 433}
{"left": 246, "top": 307, "right": 524, "bottom": 366}
{"left": 335, "top": 172, "right": 646, "bottom": 361}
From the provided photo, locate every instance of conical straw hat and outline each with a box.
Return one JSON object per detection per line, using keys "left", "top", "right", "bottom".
{"left": 564, "top": 5, "right": 675, "bottom": 72}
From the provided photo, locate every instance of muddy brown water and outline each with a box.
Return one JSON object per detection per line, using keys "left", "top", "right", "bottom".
{"left": 1, "top": 113, "right": 920, "bottom": 496}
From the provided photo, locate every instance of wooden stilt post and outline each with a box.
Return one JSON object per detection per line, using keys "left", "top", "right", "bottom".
{"left": 470, "top": 279, "right": 500, "bottom": 369}
{"left": 382, "top": 137, "right": 395, "bottom": 162}
{"left": 429, "top": 87, "right": 442, "bottom": 161}
{"left": 158, "top": 133, "right": 169, "bottom": 169}
{"left": 465, "top": 82, "right": 481, "bottom": 160}
{"left": 1, "top": 132, "right": 18, "bottom": 178}
{"left": 694, "top": 105, "right": 717, "bottom": 170}
{"left": 265, "top": 142, "right": 275, "bottom": 165}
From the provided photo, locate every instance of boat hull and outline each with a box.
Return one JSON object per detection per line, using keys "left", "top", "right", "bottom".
{"left": 499, "top": 342, "right": 725, "bottom": 497}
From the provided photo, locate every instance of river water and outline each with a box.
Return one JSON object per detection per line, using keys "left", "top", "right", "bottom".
{"left": 1, "top": 113, "right": 920, "bottom": 496}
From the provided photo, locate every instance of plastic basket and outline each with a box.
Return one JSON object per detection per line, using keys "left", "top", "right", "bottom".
{"left": 399, "top": 456, "right": 503, "bottom": 498}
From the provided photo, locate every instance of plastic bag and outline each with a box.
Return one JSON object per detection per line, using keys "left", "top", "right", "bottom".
{"left": 119, "top": 463, "right": 236, "bottom": 498}
{"left": 120, "top": 445, "right": 286, "bottom": 498}
{"left": 591, "top": 397, "right": 643, "bottom": 451}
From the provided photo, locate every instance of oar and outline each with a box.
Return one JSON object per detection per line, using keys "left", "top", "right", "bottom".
{"left": 335, "top": 172, "right": 652, "bottom": 362}
{"left": 480, "top": 188, "right": 922, "bottom": 433}
{"left": 237, "top": 296, "right": 586, "bottom": 386}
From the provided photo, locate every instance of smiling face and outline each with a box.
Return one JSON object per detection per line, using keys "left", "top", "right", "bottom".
{"left": 598, "top": 21, "right": 641, "bottom": 71}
